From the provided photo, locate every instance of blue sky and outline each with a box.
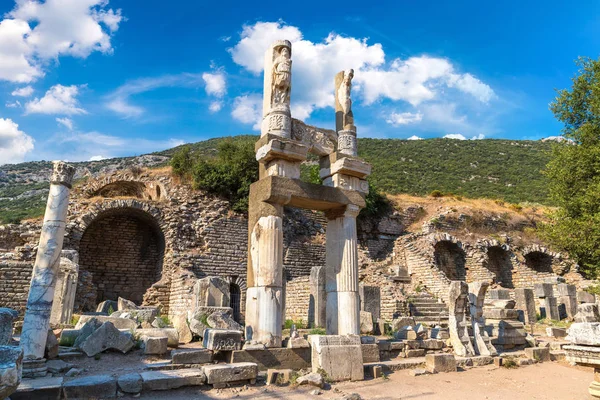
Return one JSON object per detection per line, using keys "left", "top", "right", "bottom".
{"left": 0, "top": 0, "right": 599, "bottom": 164}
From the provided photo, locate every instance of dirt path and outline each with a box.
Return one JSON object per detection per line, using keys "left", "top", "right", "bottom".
{"left": 138, "top": 362, "right": 594, "bottom": 400}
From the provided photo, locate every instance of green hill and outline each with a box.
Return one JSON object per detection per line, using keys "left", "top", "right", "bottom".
{"left": 0, "top": 137, "right": 556, "bottom": 223}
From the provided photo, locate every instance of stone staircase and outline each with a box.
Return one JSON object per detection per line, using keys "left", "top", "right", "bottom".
{"left": 408, "top": 293, "right": 449, "bottom": 327}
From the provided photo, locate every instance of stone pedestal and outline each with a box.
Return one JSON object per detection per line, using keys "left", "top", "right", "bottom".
{"left": 49, "top": 250, "right": 79, "bottom": 327}
{"left": 309, "top": 334, "right": 363, "bottom": 382}
{"left": 325, "top": 205, "right": 360, "bottom": 335}
{"left": 20, "top": 161, "right": 75, "bottom": 377}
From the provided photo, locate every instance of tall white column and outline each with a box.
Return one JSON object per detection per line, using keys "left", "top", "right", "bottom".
{"left": 21, "top": 161, "right": 75, "bottom": 363}
{"left": 325, "top": 205, "right": 360, "bottom": 335}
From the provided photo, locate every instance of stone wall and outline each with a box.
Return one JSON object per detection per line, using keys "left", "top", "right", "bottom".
{"left": 284, "top": 276, "right": 311, "bottom": 324}
{"left": 0, "top": 261, "right": 32, "bottom": 317}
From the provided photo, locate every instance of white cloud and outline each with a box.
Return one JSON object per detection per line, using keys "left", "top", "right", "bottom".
{"left": 56, "top": 117, "right": 73, "bottom": 130}
{"left": 407, "top": 135, "right": 423, "bottom": 140}
{"left": 5, "top": 101, "right": 21, "bottom": 108}
{"left": 106, "top": 73, "right": 204, "bottom": 118}
{"left": 89, "top": 155, "right": 106, "bottom": 161}
{"left": 11, "top": 86, "right": 34, "bottom": 97}
{"left": 228, "top": 21, "right": 495, "bottom": 126}
{"left": 209, "top": 101, "right": 223, "bottom": 113}
{"left": 0, "top": 0, "right": 123, "bottom": 83}
{"left": 231, "top": 94, "right": 262, "bottom": 130}
{"left": 386, "top": 111, "right": 423, "bottom": 126}
{"left": 25, "top": 84, "right": 86, "bottom": 115}
{"left": 444, "top": 133, "right": 467, "bottom": 140}
{"left": 202, "top": 71, "right": 226, "bottom": 97}
{"left": 471, "top": 133, "right": 485, "bottom": 140}
{"left": 0, "top": 117, "right": 34, "bottom": 165}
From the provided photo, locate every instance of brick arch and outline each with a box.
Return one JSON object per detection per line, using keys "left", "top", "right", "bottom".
{"left": 84, "top": 174, "right": 167, "bottom": 201}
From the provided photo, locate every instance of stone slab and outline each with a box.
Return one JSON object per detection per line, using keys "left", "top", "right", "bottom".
{"left": 425, "top": 354, "right": 456, "bottom": 373}
{"left": 567, "top": 322, "right": 600, "bottom": 345}
{"left": 202, "top": 362, "right": 258, "bottom": 386}
{"left": 361, "top": 344, "right": 380, "bottom": 363}
{"left": 203, "top": 329, "right": 242, "bottom": 351}
{"left": 140, "top": 369, "right": 206, "bottom": 391}
{"left": 310, "top": 335, "right": 364, "bottom": 382}
{"left": 230, "top": 347, "right": 311, "bottom": 371}
{"left": 135, "top": 328, "right": 179, "bottom": 348}
{"left": 75, "top": 315, "right": 137, "bottom": 331}
{"left": 524, "top": 347, "right": 550, "bottom": 362}
{"left": 13, "top": 377, "right": 63, "bottom": 400}
{"left": 117, "top": 373, "right": 142, "bottom": 394}
{"left": 171, "top": 349, "right": 213, "bottom": 365}
{"left": 62, "top": 374, "right": 117, "bottom": 399}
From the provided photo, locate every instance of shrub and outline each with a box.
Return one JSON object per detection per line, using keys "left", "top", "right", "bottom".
{"left": 308, "top": 327, "right": 326, "bottom": 335}
{"left": 429, "top": 190, "right": 444, "bottom": 198}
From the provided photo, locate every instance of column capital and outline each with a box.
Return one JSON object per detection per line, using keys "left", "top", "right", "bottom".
{"left": 51, "top": 161, "right": 76, "bottom": 188}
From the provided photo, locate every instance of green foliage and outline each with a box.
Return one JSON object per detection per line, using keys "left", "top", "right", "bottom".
{"left": 359, "top": 182, "right": 391, "bottom": 219}
{"left": 156, "top": 315, "right": 171, "bottom": 326}
{"left": 107, "top": 305, "right": 114, "bottom": 315}
{"left": 300, "top": 163, "right": 322, "bottom": 184}
{"left": 316, "top": 368, "right": 333, "bottom": 383}
{"left": 198, "top": 313, "right": 209, "bottom": 327}
{"left": 502, "top": 358, "right": 519, "bottom": 369}
{"left": 429, "top": 190, "right": 444, "bottom": 198}
{"left": 308, "top": 327, "right": 326, "bottom": 335}
{"left": 170, "top": 145, "right": 195, "bottom": 178}
{"left": 585, "top": 283, "right": 600, "bottom": 296}
{"left": 70, "top": 315, "right": 80, "bottom": 326}
{"left": 284, "top": 319, "right": 307, "bottom": 329}
{"left": 540, "top": 56, "right": 600, "bottom": 278}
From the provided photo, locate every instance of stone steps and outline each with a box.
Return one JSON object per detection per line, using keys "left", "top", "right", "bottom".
{"left": 364, "top": 357, "right": 426, "bottom": 372}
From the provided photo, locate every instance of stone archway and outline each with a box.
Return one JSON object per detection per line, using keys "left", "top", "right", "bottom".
{"left": 486, "top": 246, "right": 514, "bottom": 288}
{"left": 78, "top": 207, "right": 166, "bottom": 305}
{"left": 434, "top": 240, "right": 467, "bottom": 281}
{"left": 525, "top": 251, "right": 553, "bottom": 273}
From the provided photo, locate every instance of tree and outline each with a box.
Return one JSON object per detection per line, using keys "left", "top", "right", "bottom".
{"left": 542, "top": 56, "right": 600, "bottom": 277}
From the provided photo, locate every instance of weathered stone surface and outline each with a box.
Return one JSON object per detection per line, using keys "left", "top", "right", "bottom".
{"left": 359, "top": 285, "right": 381, "bottom": 320}
{"left": 525, "top": 347, "right": 550, "bottom": 362}
{"left": 425, "top": 353, "right": 456, "bottom": 373}
{"left": 141, "top": 369, "right": 206, "bottom": 391}
{"left": 172, "top": 314, "right": 193, "bottom": 344}
{"left": 296, "top": 372, "right": 324, "bottom": 388}
{"left": 448, "top": 281, "right": 474, "bottom": 357}
{"left": 65, "top": 368, "right": 83, "bottom": 377}
{"left": 287, "top": 336, "right": 310, "bottom": 349}
{"left": 577, "top": 291, "right": 595, "bottom": 304}
{"left": 45, "top": 329, "right": 59, "bottom": 359}
{"left": 74, "top": 318, "right": 102, "bottom": 348}
{"left": 310, "top": 334, "right": 363, "bottom": 382}
{"left": 359, "top": 311, "right": 374, "bottom": 334}
{"left": 391, "top": 317, "right": 415, "bottom": 332}
{"left": 230, "top": 348, "right": 311, "bottom": 371}
{"left": 488, "top": 299, "right": 515, "bottom": 309}
{"left": 79, "top": 321, "right": 135, "bottom": 357}
{"left": 406, "top": 349, "right": 425, "bottom": 357}
{"left": 488, "top": 289, "right": 511, "bottom": 300}
{"left": 575, "top": 303, "right": 600, "bottom": 323}
{"left": 75, "top": 315, "right": 137, "bottom": 331}
{"left": 0, "top": 345, "right": 23, "bottom": 400}
{"left": 361, "top": 344, "right": 380, "bottom": 363}
{"left": 534, "top": 283, "right": 554, "bottom": 298}
{"left": 544, "top": 296, "right": 561, "bottom": 321}
{"left": 310, "top": 266, "right": 326, "bottom": 329}
{"left": 419, "top": 339, "right": 444, "bottom": 350}
{"left": 202, "top": 362, "right": 258, "bottom": 385}
{"left": 193, "top": 277, "right": 230, "bottom": 308}
{"left": 96, "top": 300, "right": 118, "bottom": 314}
{"left": 171, "top": 349, "right": 213, "bottom": 364}
{"left": 567, "top": 322, "right": 600, "bottom": 345}
{"left": 118, "top": 297, "right": 138, "bottom": 311}
{"left": 394, "top": 326, "right": 417, "bottom": 340}
{"left": 203, "top": 329, "right": 242, "bottom": 351}
{"left": 63, "top": 374, "right": 117, "bottom": 399}
{"left": 112, "top": 308, "right": 158, "bottom": 324}
{"left": 0, "top": 308, "right": 18, "bottom": 345}
{"left": 546, "top": 327, "right": 567, "bottom": 338}
{"left": 142, "top": 336, "right": 168, "bottom": 355}
{"left": 206, "top": 311, "right": 243, "bottom": 331}
{"left": 50, "top": 253, "right": 79, "bottom": 327}
{"left": 46, "top": 359, "right": 72, "bottom": 373}
{"left": 118, "top": 373, "right": 142, "bottom": 394}
{"left": 482, "top": 308, "right": 519, "bottom": 320}
{"left": 135, "top": 328, "right": 179, "bottom": 348}
{"left": 515, "top": 288, "right": 536, "bottom": 325}
{"left": 59, "top": 328, "right": 81, "bottom": 347}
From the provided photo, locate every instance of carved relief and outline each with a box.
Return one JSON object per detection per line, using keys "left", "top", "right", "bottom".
{"left": 51, "top": 161, "right": 76, "bottom": 188}
{"left": 272, "top": 44, "right": 292, "bottom": 109}
{"left": 335, "top": 69, "right": 355, "bottom": 131}
{"left": 291, "top": 118, "right": 336, "bottom": 156}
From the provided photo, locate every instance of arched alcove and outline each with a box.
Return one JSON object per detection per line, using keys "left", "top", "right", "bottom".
{"left": 525, "top": 251, "right": 553, "bottom": 273}
{"left": 486, "top": 246, "right": 514, "bottom": 288}
{"left": 434, "top": 240, "right": 467, "bottom": 281}
{"left": 78, "top": 207, "right": 165, "bottom": 304}
{"left": 230, "top": 283, "right": 241, "bottom": 323}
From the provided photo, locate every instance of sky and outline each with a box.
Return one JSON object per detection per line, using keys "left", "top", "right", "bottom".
{"left": 0, "top": 0, "right": 599, "bottom": 165}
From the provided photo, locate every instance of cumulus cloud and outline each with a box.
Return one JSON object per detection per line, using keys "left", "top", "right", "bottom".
{"left": 0, "top": 117, "right": 34, "bottom": 165}
{"left": 231, "top": 94, "right": 262, "bottom": 130}
{"left": 11, "top": 86, "right": 34, "bottom": 97}
{"left": 228, "top": 21, "right": 495, "bottom": 127}
{"left": 5, "top": 101, "right": 21, "bottom": 108}
{"left": 106, "top": 73, "right": 204, "bottom": 118}
{"left": 25, "top": 84, "right": 87, "bottom": 115}
{"left": 209, "top": 101, "right": 223, "bottom": 113}
{"left": 56, "top": 117, "right": 73, "bottom": 130}
{"left": 202, "top": 71, "right": 226, "bottom": 97}
{"left": 386, "top": 111, "right": 423, "bottom": 126}
{"left": 407, "top": 135, "right": 423, "bottom": 140}
{"left": 443, "top": 133, "right": 486, "bottom": 140}
{"left": 0, "top": 0, "right": 123, "bottom": 83}
{"left": 89, "top": 155, "right": 106, "bottom": 161}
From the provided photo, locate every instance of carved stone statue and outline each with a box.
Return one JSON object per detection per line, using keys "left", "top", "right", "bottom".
{"left": 272, "top": 45, "right": 292, "bottom": 108}
{"left": 335, "top": 69, "right": 355, "bottom": 132}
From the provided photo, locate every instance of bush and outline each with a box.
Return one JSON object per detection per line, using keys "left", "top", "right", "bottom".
{"left": 284, "top": 319, "right": 307, "bottom": 329}
{"left": 429, "top": 190, "right": 444, "bottom": 198}
{"left": 308, "top": 327, "right": 326, "bottom": 335}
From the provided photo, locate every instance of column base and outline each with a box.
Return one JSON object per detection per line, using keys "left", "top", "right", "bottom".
{"left": 245, "top": 286, "right": 283, "bottom": 348}
{"left": 22, "top": 358, "right": 47, "bottom": 378}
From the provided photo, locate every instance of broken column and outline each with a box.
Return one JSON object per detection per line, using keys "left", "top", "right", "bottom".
{"left": 535, "top": 283, "right": 560, "bottom": 320}
{"left": 448, "top": 281, "right": 474, "bottom": 357}
{"left": 49, "top": 250, "right": 79, "bottom": 327}
{"left": 20, "top": 161, "right": 75, "bottom": 376}
{"left": 514, "top": 288, "right": 537, "bottom": 325}
{"left": 558, "top": 283, "right": 578, "bottom": 320}
{"left": 309, "top": 266, "right": 326, "bottom": 328}
{"left": 468, "top": 281, "right": 497, "bottom": 356}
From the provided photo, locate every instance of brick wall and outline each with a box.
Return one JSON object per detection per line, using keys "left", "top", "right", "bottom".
{"left": 0, "top": 261, "right": 32, "bottom": 318}
{"left": 284, "top": 276, "right": 311, "bottom": 324}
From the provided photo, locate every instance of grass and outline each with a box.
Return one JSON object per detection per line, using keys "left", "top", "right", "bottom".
{"left": 284, "top": 319, "right": 307, "bottom": 330}
{"left": 308, "top": 327, "right": 326, "bottom": 335}
{"left": 502, "top": 358, "right": 519, "bottom": 369}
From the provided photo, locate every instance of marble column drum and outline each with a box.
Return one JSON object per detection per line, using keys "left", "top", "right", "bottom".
{"left": 325, "top": 205, "right": 361, "bottom": 335}
{"left": 20, "top": 161, "right": 75, "bottom": 361}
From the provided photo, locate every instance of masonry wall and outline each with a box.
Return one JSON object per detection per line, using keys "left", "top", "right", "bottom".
{"left": 0, "top": 261, "right": 32, "bottom": 318}
{"left": 284, "top": 276, "right": 311, "bottom": 324}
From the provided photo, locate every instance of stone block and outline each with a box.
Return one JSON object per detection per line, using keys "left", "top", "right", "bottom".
{"left": 577, "top": 291, "right": 595, "bottom": 304}
{"left": 171, "top": 349, "right": 213, "bottom": 365}
{"left": 390, "top": 342, "right": 405, "bottom": 351}
{"left": 96, "top": 300, "right": 117, "bottom": 314}
{"left": 557, "top": 284, "right": 577, "bottom": 297}
{"left": 514, "top": 288, "right": 536, "bottom": 325}
{"left": 202, "top": 329, "right": 242, "bottom": 351}
{"left": 230, "top": 348, "right": 311, "bottom": 371}
{"left": 59, "top": 329, "right": 81, "bottom": 347}
{"left": 0, "top": 345, "right": 23, "bottom": 400}
{"left": 79, "top": 322, "right": 135, "bottom": 357}
{"left": 405, "top": 340, "right": 421, "bottom": 350}
{"left": 575, "top": 303, "right": 600, "bottom": 323}
{"left": 142, "top": 336, "right": 168, "bottom": 355}
{"left": 488, "top": 299, "right": 516, "bottom": 309}
{"left": 296, "top": 372, "right": 324, "bottom": 388}
{"left": 493, "top": 357, "right": 503, "bottom": 367}
{"left": 112, "top": 308, "right": 158, "bottom": 324}
{"left": 45, "top": 330, "right": 59, "bottom": 359}
{"left": 406, "top": 349, "right": 425, "bottom": 357}
{"left": 534, "top": 283, "right": 554, "bottom": 298}
{"left": 425, "top": 354, "right": 456, "bottom": 373}
{"left": 74, "top": 318, "right": 103, "bottom": 349}
{"left": 75, "top": 315, "right": 137, "bottom": 331}
{"left": 135, "top": 328, "right": 179, "bottom": 348}
{"left": 394, "top": 326, "right": 417, "bottom": 340}
{"left": 193, "top": 277, "right": 230, "bottom": 308}
{"left": 482, "top": 308, "right": 519, "bottom": 320}
{"left": 471, "top": 356, "right": 493, "bottom": 366}
{"left": 171, "top": 314, "right": 192, "bottom": 344}
{"left": 63, "top": 374, "right": 117, "bottom": 399}
{"left": 361, "top": 344, "right": 380, "bottom": 363}
{"left": 287, "top": 337, "right": 310, "bottom": 348}
{"left": 550, "top": 350, "right": 566, "bottom": 362}
{"left": 141, "top": 369, "right": 206, "bottom": 391}
{"left": 207, "top": 311, "right": 243, "bottom": 331}
{"left": 0, "top": 308, "right": 18, "bottom": 345}
{"left": 266, "top": 369, "right": 293, "bottom": 385}
{"left": 488, "top": 289, "right": 511, "bottom": 300}
{"left": 310, "top": 335, "right": 364, "bottom": 382}
{"left": 372, "top": 365, "right": 384, "bottom": 379}
{"left": 11, "top": 376, "right": 62, "bottom": 400}
{"left": 408, "top": 368, "right": 428, "bottom": 376}
{"left": 118, "top": 297, "right": 138, "bottom": 311}
{"left": 391, "top": 317, "right": 415, "bottom": 332}
{"left": 567, "top": 322, "right": 600, "bottom": 345}
{"left": 546, "top": 327, "right": 567, "bottom": 338}
{"left": 202, "top": 362, "right": 258, "bottom": 386}
{"left": 524, "top": 347, "right": 550, "bottom": 362}
{"left": 544, "top": 297, "right": 561, "bottom": 321}
{"left": 46, "top": 359, "right": 72, "bottom": 374}
{"left": 419, "top": 339, "right": 444, "bottom": 350}
{"left": 117, "top": 373, "right": 142, "bottom": 394}
{"left": 359, "top": 285, "right": 381, "bottom": 320}
{"left": 359, "top": 311, "right": 374, "bottom": 334}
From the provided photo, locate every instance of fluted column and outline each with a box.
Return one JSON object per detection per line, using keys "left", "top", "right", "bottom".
{"left": 21, "top": 161, "right": 75, "bottom": 364}
{"left": 325, "top": 205, "right": 360, "bottom": 335}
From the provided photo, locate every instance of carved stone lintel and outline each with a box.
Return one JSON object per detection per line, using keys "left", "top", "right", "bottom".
{"left": 51, "top": 161, "right": 76, "bottom": 188}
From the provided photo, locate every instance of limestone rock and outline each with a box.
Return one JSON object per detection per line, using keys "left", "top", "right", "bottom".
{"left": 141, "top": 336, "right": 168, "bottom": 355}
{"left": 287, "top": 336, "right": 310, "bottom": 348}
{"left": 296, "top": 372, "right": 324, "bottom": 388}
{"left": 425, "top": 353, "right": 456, "bottom": 373}
{"left": 206, "top": 311, "right": 243, "bottom": 331}
{"left": 202, "top": 362, "right": 258, "bottom": 386}
{"left": 46, "top": 359, "right": 73, "bottom": 374}
{"left": 193, "top": 277, "right": 230, "bottom": 308}
{"left": 391, "top": 316, "right": 415, "bottom": 332}
{"left": 359, "top": 311, "right": 374, "bottom": 334}
{"left": 79, "top": 321, "right": 135, "bottom": 357}
{"left": 118, "top": 297, "right": 139, "bottom": 311}
{"left": 96, "top": 300, "right": 118, "bottom": 314}
{"left": 118, "top": 373, "right": 143, "bottom": 394}
{"left": 567, "top": 322, "right": 600, "bottom": 345}
{"left": 135, "top": 328, "right": 179, "bottom": 348}
{"left": 45, "top": 329, "right": 59, "bottom": 359}
{"left": 0, "top": 345, "right": 23, "bottom": 400}
{"left": 310, "top": 335, "right": 363, "bottom": 382}
{"left": 63, "top": 374, "right": 117, "bottom": 399}
{"left": 203, "top": 329, "right": 242, "bottom": 351}
{"left": 488, "top": 300, "right": 516, "bottom": 309}
{"left": 65, "top": 368, "right": 83, "bottom": 377}
{"left": 575, "top": 303, "right": 600, "bottom": 323}
{"left": 189, "top": 319, "right": 209, "bottom": 338}
{"left": 141, "top": 369, "right": 206, "bottom": 391}
{"left": 0, "top": 308, "right": 18, "bottom": 345}
{"left": 525, "top": 347, "right": 550, "bottom": 362}
{"left": 171, "top": 349, "right": 213, "bottom": 364}
{"left": 75, "top": 315, "right": 137, "bottom": 331}
{"left": 546, "top": 327, "right": 567, "bottom": 338}
{"left": 112, "top": 308, "right": 158, "bottom": 324}
{"left": 74, "top": 318, "right": 103, "bottom": 349}
{"left": 172, "top": 314, "right": 193, "bottom": 344}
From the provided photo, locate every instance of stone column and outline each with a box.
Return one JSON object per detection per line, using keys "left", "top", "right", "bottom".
{"left": 515, "top": 288, "right": 537, "bottom": 325}
{"left": 245, "top": 198, "right": 284, "bottom": 348}
{"left": 325, "top": 205, "right": 360, "bottom": 335}
{"left": 309, "top": 266, "right": 326, "bottom": 328}
{"left": 49, "top": 250, "right": 79, "bottom": 327}
{"left": 20, "top": 161, "right": 75, "bottom": 374}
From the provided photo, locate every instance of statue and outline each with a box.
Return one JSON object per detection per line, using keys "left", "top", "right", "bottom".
{"left": 272, "top": 45, "right": 292, "bottom": 108}
{"left": 335, "top": 69, "right": 355, "bottom": 133}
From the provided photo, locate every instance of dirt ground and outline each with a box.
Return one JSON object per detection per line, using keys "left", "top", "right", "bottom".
{"left": 132, "top": 362, "right": 593, "bottom": 400}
